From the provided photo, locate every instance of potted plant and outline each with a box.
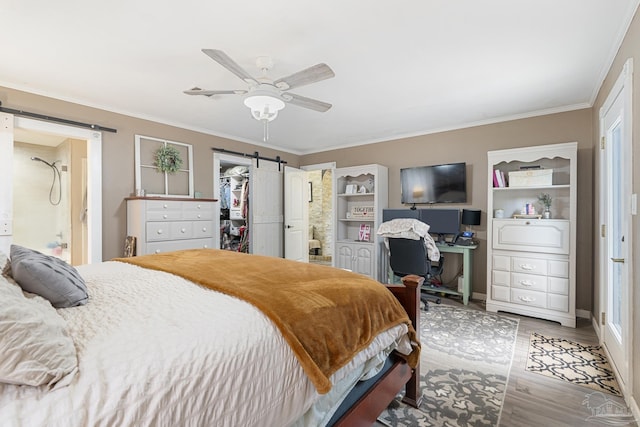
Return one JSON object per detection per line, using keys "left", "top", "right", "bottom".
{"left": 538, "top": 193, "right": 552, "bottom": 218}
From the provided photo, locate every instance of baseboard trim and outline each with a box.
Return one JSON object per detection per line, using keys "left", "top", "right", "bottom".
{"left": 576, "top": 309, "right": 590, "bottom": 319}
{"left": 630, "top": 395, "right": 640, "bottom": 424}
{"left": 472, "top": 292, "right": 486, "bottom": 302}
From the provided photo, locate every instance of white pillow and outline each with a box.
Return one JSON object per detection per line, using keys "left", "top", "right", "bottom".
{"left": 0, "top": 274, "right": 78, "bottom": 387}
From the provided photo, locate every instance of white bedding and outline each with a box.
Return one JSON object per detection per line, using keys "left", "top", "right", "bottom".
{"left": 0, "top": 261, "right": 409, "bottom": 427}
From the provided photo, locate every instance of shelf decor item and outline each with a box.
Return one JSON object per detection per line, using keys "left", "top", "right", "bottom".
{"left": 350, "top": 206, "right": 374, "bottom": 218}
{"left": 155, "top": 144, "right": 183, "bottom": 174}
{"left": 538, "top": 193, "right": 552, "bottom": 218}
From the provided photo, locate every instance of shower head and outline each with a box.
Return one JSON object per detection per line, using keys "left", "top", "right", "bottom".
{"left": 31, "top": 157, "right": 55, "bottom": 167}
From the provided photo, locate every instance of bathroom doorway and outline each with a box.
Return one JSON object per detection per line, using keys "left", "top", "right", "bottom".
{"left": 12, "top": 132, "right": 86, "bottom": 264}
{"left": 0, "top": 113, "right": 102, "bottom": 264}
{"left": 302, "top": 163, "right": 335, "bottom": 267}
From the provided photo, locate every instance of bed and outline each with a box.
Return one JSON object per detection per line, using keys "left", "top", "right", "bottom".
{"left": 0, "top": 247, "right": 422, "bottom": 426}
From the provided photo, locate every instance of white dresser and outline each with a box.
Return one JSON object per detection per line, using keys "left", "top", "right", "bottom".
{"left": 126, "top": 197, "right": 216, "bottom": 255}
{"left": 486, "top": 142, "right": 577, "bottom": 327}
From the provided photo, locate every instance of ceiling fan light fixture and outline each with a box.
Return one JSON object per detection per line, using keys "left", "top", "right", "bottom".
{"left": 244, "top": 94, "right": 285, "bottom": 122}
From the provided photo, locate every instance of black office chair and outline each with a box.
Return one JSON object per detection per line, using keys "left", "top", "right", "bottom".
{"left": 388, "top": 237, "right": 444, "bottom": 310}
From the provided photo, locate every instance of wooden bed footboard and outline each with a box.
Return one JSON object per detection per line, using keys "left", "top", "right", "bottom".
{"left": 332, "top": 275, "right": 423, "bottom": 426}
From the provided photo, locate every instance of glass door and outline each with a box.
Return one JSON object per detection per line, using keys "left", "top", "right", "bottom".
{"left": 599, "top": 60, "right": 632, "bottom": 387}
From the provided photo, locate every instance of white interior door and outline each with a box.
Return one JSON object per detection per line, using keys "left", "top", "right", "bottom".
{"left": 599, "top": 59, "right": 633, "bottom": 388}
{"left": 284, "top": 166, "right": 308, "bottom": 262}
{"left": 250, "top": 159, "right": 283, "bottom": 257}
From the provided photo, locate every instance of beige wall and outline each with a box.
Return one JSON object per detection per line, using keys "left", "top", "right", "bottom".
{"left": 591, "top": 6, "right": 640, "bottom": 409}
{"left": 301, "top": 109, "right": 594, "bottom": 311}
{"left": 4, "top": 11, "right": 639, "bottom": 405}
{"left": 0, "top": 87, "right": 301, "bottom": 260}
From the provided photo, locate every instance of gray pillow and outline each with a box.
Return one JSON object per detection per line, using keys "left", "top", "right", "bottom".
{"left": 10, "top": 245, "right": 88, "bottom": 308}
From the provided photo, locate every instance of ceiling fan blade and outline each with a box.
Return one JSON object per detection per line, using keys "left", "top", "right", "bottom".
{"left": 274, "top": 63, "right": 335, "bottom": 90}
{"left": 282, "top": 93, "right": 332, "bottom": 112}
{"left": 201, "top": 49, "right": 258, "bottom": 85}
{"left": 183, "top": 87, "right": 247, "bottom": 97}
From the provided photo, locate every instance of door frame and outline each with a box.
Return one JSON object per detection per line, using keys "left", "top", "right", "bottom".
{"left": 0, "top": 114, "right": 102, "bottom": 263}
{"left": 598, "top": 57, "right": 633, "bottom": 391}
{"left": 301, "top": 162, "right": 336, "bottom": 262}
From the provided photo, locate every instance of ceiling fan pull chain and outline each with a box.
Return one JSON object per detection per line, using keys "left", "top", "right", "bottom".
{"left": 263, "top": 120, "right": 269, "bottom": 142}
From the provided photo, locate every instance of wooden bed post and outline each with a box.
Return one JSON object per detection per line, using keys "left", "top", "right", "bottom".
{"left": 386, "top": 275, "right": 423, "bottom": 408}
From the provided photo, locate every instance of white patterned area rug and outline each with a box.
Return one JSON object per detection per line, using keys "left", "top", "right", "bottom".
{"left": 526, "top": 332, "right": 622, "bottom": 396}
{"left": 379, "top": 305, "right": 519, "bottom": 427}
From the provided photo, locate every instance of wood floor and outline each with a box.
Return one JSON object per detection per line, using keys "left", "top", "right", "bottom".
{"left": 379, "top": 296, "right": 638, "bottom": 427}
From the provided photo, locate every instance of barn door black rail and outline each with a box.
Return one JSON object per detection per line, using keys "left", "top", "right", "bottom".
{"left": 211, "top": 147, "right": 287, "bottom": 171}
{"left": 0, "top": 101, "right": 117, "bottom": 133}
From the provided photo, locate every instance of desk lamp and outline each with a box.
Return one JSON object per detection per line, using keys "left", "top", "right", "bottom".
{"left": 461, "top": 209, "right": 481, "bottom": 244}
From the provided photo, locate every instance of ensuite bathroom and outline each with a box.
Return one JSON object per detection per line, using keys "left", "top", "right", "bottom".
{"left": 12, "top": 138, "right": 87, "bottom": 265}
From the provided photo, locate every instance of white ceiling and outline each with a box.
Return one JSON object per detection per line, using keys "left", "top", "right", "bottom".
{"left": 1, "top": 1, "right": 638, "bottom": 155}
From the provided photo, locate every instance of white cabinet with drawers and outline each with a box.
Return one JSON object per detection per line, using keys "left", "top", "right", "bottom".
{"left": 486, "top": 142, "right": 577, "bottom": 327}
{"left": 126, "top": 197, "right": 216, "bottom": 255}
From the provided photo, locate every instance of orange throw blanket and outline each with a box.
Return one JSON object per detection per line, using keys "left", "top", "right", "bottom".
{"left": 114, "top": 249, "right": 419, "bottom": 394}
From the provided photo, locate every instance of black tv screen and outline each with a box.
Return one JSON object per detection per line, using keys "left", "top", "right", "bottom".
{"left": 400, "top": 162, "right": 467, "bottom": 204}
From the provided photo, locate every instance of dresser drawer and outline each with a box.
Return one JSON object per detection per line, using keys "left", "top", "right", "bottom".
{"left": 170, "top": 221, "right": 194, "bottom": 240}
{"left": 146, "top": 207, "right": 182, "bottom": 221}
{"left": 511, "top": 257, "right": 547, "bottom": 275}
{"left": 193, "top": 221, "right": 213, "bottom": 238}
{"left": 493, "top": 219, "right": 570, "bottom": 254}
{"left": 548, "top": 260, "right": 569, "bottom": 278}
{"left": 146, "top": 222, "right": 171, "bottom": 241}
{"left": 147, "top": 238, "right": 214, "bottom": 254}
{"left": 511, "top": 272, "right": 547, "bottom": 292}
{"left": 548, "top": 277, "right": 569, "bottom": 295}
{"left": 182, "top": 202, "right": 214, "bottom": 220}
{"left": 492, "top": 285, "right": 510, "bottom": 302}
{"left": 492, "top": 255, "right": 511, "bottom": 271}
{"left": 511, "top": 288, "right": 546, "bottom": 309}
{"left": 548, "top": 293, "right": 569, "bottom": 312}
{"left": 146, "top": 200, "right": 183, "bottom": 221}
{"left": 492, "top": 270, "right": 510, "bottom": 287}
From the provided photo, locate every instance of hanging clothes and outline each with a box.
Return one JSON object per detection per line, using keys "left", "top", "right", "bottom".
{"left": 219, "top": 178, "right": 230, "bottom": 210}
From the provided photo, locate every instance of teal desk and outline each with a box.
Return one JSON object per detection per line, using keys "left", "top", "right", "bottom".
{"left": 425, "top": 243, "right": 477, "bottom": 305}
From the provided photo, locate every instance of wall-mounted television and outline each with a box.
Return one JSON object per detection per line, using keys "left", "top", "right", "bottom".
{"left": 400, "top": 162, "right": 467, "bottom": 205}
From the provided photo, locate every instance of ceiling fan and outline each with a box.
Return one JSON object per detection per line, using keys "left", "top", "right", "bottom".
{"left": 184, "top": 49, "right": 335, "bottom": 141}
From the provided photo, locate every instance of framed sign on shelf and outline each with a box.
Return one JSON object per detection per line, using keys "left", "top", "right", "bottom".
{"left": 134, "top": 135, "right": 194, "bottom": 198}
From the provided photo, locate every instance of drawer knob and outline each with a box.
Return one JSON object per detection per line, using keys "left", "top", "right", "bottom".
{"left": 520, "top": 264, "right": 534, "bottom": 270}
{"left": 519, "top": 296, "right": 535, "bottom": 303}
{"left": 181, "top": 228, "right": 186, "bottom": 233}
{"left": 155, "top": 249, "right": 161, "bottom": 254}
{"left": 197, "top": 204, "right": 201, "bottom": 209}
{"left": 202, "top": 227, "right": 207, "bottom": 232}
{"left": 163, "top": 204, "right": 168, "bottom": 209}
{"left": 197, "top": 214, "right": 201, "bottom": 218}
{"left": 520, "top": 280, "right": 534, "bottom": 287}
{"left": 163, "top": 214, "right": 168, "bottom": 219}
{"left": 203, "top": 244, "right": 208, "bottom": 248}
{"left": 157, "top": 229, "right": 163, "bottom": 234}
